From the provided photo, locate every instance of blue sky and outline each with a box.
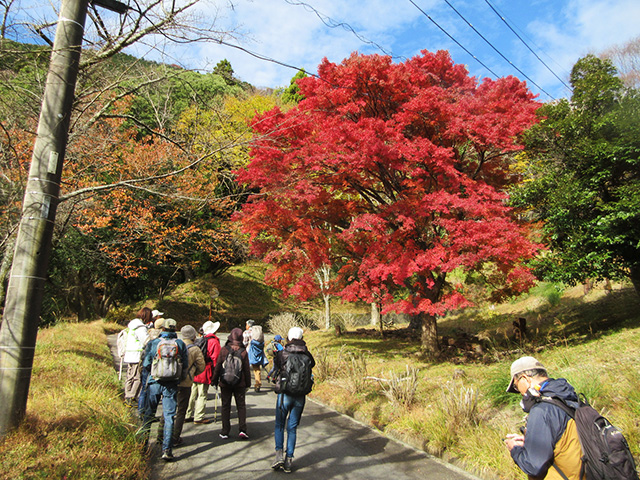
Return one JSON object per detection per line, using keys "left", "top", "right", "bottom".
{"left": 183, "top": 0, "right": 640, "bottom": 101}
{"left": 14, "top": 0, "right": 640, "bottom": 101}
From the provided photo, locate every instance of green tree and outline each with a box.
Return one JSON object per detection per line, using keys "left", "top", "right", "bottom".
{"left": 512, "top": 55, "right": 640, "bottom": 296}
{"left": 280, "top": 69, "right": 307, "bottom": 104}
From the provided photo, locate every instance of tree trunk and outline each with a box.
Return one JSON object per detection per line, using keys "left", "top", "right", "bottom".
{"left": 420, "top": 312, "right": 440, "bottom": 359}
{"left": 371, "top": 302, "right": 380, "bottom": 326}
{"left": 323, "top": 292, "right": 331, "bottom": 330}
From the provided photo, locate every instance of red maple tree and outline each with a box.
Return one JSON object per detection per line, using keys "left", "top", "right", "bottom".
{"left": 236, "top": 51, "right": 542, "bottom": 355}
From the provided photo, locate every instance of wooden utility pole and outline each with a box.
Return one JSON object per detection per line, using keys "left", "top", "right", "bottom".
{"left": 0, "top": 0, "right": 89, "bottom": 438}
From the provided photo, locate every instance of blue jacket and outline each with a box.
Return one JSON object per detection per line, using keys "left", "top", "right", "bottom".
{"left": 248, "top": 339, "right": 268, "bottom": 366}
{"left": 511, "top": 378, "right": 580, "bottom": 477}
{"left": 142, "top": 331, "right": 188, "bottom": 384}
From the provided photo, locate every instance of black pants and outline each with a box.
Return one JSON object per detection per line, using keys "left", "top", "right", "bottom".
{"left": 220, "top": 384, "right": 247, "bottom": 435}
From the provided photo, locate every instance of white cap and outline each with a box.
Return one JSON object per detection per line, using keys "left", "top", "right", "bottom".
{"left": 288, "top": 326, "right": 304, "bottom": 341}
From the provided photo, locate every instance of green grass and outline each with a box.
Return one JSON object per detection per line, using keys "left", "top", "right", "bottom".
{"left": 304, "top": 280, "right": 640, "bottom": 480}
{"left": 0, "top": 321, "right": 148, "bottom": 480}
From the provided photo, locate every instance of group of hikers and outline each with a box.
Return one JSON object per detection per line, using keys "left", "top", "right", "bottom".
{"left": 118, "top": 307, "right": 314, "bottom": 473}
{"left": 119, "top": 308, "right": 638, "bottom": 479}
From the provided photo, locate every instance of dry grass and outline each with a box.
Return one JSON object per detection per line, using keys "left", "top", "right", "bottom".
{"left": 306, "top": 281, "right": 640, "bottom": 480}
{"left": 0, "top": 321, "right": 148, "bottom": 480}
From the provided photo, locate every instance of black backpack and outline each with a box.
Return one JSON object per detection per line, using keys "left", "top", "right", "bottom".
{"left": 194, "top": 336, "right": 212, "bottom": 364}
{"left": 280, "top": 352, "right": 313, "bottom": 396}
{"left": 221, "top": 349, "right": 243, "bottom": 386}
{"left": 541, "top": 395, "right": 639, "bottom": 480}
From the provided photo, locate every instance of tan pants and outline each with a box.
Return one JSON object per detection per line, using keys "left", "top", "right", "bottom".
{"left": 252, "top": 364, "right": 262, "bottom": 389}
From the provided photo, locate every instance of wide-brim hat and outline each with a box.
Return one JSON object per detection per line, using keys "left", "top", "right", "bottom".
{"left": 506, "top": 356, "right": 546, "bottom": 393}
{"left": 202, "top": 321, "right": 220, "bottom": 335}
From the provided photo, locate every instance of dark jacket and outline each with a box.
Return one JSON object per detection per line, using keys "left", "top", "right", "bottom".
{"left": 511, "top": 378, "right": 582, "bottom": 479}
{"left": 273, "top": 339, "right": 315, "bottom": 395}
{"left": 211, "top": 328, "right": 251, "bottom": 389}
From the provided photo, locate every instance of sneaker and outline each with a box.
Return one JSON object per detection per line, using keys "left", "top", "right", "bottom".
{"left": 239, "top": 431, "right": 249, "bottom": 440}
{"left": 184, "top": 417, "right": 194, "bottom": 423}
{"left": 162, "top": 450, "right": 174, "bottom": 462}
{"left": 194, "top": 418, "right": 212, "bottom": 425}
{"left": 219, "top": 433, "right": 229, "bottom": 439}
{"left": 173, "top": 437, "right": 184, "bottom": 447}
{"left": 283, "top": 456, "right": 293, "bottom": 473}
{"left": 271, "top": 449, "right": 284, "bottom": 470}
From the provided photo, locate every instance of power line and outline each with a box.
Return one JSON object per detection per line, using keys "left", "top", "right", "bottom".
{"left": 439, "top": 0, "right": 554, "bottom": 100}
{"left": 407, "top": 0, "right": 500, "bottom": 78}
{"left": 284, "top": 0, "right": 404, "bottom": 61}
{"left": 483, "top": 0, "right": 571, "bottom": 93}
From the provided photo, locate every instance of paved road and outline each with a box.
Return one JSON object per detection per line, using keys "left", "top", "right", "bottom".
{"left": 108, "top": 332, "right": 482, "bottom": 480}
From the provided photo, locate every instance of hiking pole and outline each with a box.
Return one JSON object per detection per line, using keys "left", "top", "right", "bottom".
{"left": 118, "top": 356, "right": 123, "bottom": 380}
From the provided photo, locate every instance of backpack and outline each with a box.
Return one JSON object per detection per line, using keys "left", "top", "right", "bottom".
{"left": 541, "top": 395, "right": 639, "bottom": 480}
{"left": 116, "top": 328, "right": 129, "bottom": 358}
{"left": 221, "top": 349, "right": 243, "bottom": 386}
{"left": 194, "top": 336, "right": 212, "bottom": 364}
{"left": 150, "top": 337, "right": 182, "bottom": 381}
{"left": 280, "top": 352, "right": 313, "bottom": 396}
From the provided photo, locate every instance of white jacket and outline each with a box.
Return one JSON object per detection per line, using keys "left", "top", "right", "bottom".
{"left": 123, "top": 319, "right": 149, "bottom": 364}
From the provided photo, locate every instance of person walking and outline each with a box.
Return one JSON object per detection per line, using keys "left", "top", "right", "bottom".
{"left": 242, "top": 319, "right": 254, "bottom": 347}
{"left": 159, "top": 325, "right": 205, "bottom": 447}
{"left": 266, "top": 334, "right": 284, "bottom": 382}
{"left": 123, "top": 308, "right": 151, "bottom": 406}
{"left": 503, "top": 356, "right": 583, "bottom": 480}
{"left": 271, "top": 327, "right": 315, "bottom": 473}
{"left": 247, "top": 325, "right": 268, "bottom": 392}
{"left": 186, "top": 320, "right": 221, "bottom": 425}
{"left": 141, "top": 318, "right": 188, "bottom": 462}
{"left": 138, "top": 316, "right": 165, "bottom": 415}
{"left": 212, "top": 327, "right": 251, "bottom": 440}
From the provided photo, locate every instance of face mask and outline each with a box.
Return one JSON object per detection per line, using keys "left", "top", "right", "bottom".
{"left": 520, "top": 388, "right": 540, "bottom": 413}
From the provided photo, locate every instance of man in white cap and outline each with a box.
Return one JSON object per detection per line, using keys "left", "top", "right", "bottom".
{"left": 186, "top": 320, "right": 221, "bottom": 424}
{"left": 271, "top": 326, "right": 315, "bottom": 473}
{"left": 503, "top": 356, "right": 583, "bottom": 480}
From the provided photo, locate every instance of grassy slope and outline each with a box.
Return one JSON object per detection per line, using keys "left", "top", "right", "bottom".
{"left": 5, "top": 262, "right": 638, "bottom": 479}
{"left": 0, "top": 321, "right": 148, "bottom": 479}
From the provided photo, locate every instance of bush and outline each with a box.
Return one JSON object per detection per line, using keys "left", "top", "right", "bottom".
{"left": 379, "top": 365, "right": 419, "bottom": 408}
{"left": 267, "top": 312, "right": 316, "bottom": 338}
{"left": 438, "top": 380, "right": 479, "bottom": 428}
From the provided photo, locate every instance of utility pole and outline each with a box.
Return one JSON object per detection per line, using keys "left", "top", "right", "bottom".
{"left": 0, "top": 0, "right": 126, "bottom": 439}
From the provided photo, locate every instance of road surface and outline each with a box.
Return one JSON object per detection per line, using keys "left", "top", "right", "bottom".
{"left": 108, "top": 332, "right": 483, "bottom": 480}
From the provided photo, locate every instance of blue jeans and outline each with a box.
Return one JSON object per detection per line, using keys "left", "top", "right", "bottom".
{"left": 138, "top": 368, "right": 149, "bottom": 415}
{"left": 275, "top": 393, "right": 306, "bottom": 458}
{"left": 144, "top": 381, "right": 178, "bottom": 452}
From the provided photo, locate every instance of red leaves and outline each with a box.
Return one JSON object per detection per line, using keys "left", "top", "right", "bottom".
{"left": 236, "top": 50, "right": 542, "bottom": 314}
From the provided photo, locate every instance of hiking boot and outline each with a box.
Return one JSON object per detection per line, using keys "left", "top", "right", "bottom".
{"left": 239, "top": 431, "right": 249, "bottom": 440}
{"left": 283, "top": 456, "right": 293, "bottom": 473}
{"left": 194, "top": 418, "right": 212, "bottom": 425}
{"left": 173, "top": 437, "right": 184, "bottom": 447}
{"left": 162, "top": 450, "right": 174, "bottom": 462}
{"left": 271, "top": 449, "right": 284, "bottom": 470}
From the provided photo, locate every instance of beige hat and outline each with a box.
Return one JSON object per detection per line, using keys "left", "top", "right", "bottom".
{"left": 154, "top": 318, "right": 164, "bottom": 329}
{"left": 506, "top": 356, "right": 546, "bottom": 393}
{"left": 202, "top": 321, "right": 220, "bottom": 335}
{"left": 163, "top": 318, "right": 177, "bottom": 331}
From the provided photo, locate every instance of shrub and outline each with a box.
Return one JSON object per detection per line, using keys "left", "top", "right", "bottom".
{"left": 267, "top": 312, "right": 315, "bottom": 338}
{"left": 438, "top": 380, "right": 479, "bottom": 428}
{"left": 379, "top": 365, "right": 419, "bottom": 408}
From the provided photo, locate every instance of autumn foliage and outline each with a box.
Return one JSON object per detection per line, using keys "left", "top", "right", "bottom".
{"left": 236, "top": 50, "right": 542, "bottom": 352}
